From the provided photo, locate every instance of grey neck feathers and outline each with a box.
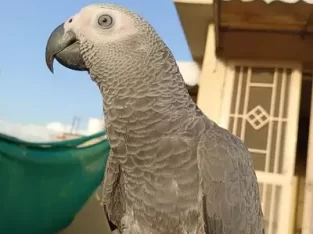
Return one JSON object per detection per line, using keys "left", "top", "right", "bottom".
{"left": 89, "top": 41, "right": 197, "bottom": 139}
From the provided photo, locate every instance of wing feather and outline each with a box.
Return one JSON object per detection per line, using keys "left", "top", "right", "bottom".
{"left": 198, "top": 123, "right": 264, "bottom": 234}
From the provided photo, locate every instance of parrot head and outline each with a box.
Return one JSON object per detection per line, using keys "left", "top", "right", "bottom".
{"left": 45, "top": 3, "right": 190, "bottom": 105}
{"left": 45, "top": 4, "right": 160, "bottom": 75}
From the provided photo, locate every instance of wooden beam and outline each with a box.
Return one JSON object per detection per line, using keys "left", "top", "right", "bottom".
{"left": 219, "top": 30, "right": 313, "bottom": 67}
{"left": 220, "top": 22, "right": 313, "bottom": 32}
{"left": 214, "top": 0, "right": 221, "bottom": 54}
{"left": 220, "top": 0, "right": 313, "bottom": 32}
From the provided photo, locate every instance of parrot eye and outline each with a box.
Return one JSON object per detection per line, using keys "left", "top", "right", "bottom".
{"left": 98, "top": 14, "right": 114, "bottom": 29}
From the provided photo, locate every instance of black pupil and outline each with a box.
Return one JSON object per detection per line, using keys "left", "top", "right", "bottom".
{"left": 99, "top": 15, "right": 112, "bottom": 27}
{"left": 100, "top": 16, "right": 111, "bottom": 26}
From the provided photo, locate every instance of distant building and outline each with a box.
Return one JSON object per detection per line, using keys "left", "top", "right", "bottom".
{"left": 55, "top": 118, "right": 106, "bottom": 146}
{"left": 55, "top": 133, "right": 82, "bottom": 141}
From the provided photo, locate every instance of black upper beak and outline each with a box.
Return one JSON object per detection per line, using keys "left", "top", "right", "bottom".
{"left": 45, "top": 23, "right": 87, "bottom": 73}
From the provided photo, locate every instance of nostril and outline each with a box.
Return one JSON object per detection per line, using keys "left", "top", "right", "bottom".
{"left": 69, "top": 18, "right": 73, "bottom": 23}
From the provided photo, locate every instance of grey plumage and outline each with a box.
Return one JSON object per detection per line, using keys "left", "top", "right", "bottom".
{"left": 45, "top": 3, "right": 264, "bottom": 233}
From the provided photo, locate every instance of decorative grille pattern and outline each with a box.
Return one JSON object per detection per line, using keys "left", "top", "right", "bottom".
{"left": 227, "top": 66, "right": 293, "bottom": 234}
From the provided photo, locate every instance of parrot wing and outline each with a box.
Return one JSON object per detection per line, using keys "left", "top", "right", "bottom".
{"left": 102, "top": 152, "right": 125, "bottom": 232}
{"left": 198, "top": 123, "right": 264, "bottom": 234}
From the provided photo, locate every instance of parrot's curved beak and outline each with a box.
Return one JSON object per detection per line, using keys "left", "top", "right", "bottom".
{"left": 45, "top": 23, "right": 87, "bottom": 73}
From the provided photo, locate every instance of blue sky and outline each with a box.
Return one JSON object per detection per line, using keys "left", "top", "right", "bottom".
{"left": 0, "top": 0, "right": 191, "bottom": 126}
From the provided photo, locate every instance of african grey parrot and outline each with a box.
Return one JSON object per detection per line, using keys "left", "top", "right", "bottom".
{"left": 45, "top": 3, "right": 264, "bottom": 234}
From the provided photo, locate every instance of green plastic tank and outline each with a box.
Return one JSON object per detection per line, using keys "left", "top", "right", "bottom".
{"left": 0, "top": 132, "right": 110, "bottom": 234}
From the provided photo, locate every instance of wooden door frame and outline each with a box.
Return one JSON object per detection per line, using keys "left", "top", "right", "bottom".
{"left": 301, "top": 74, "right": 313, "bottom": 234}
{"left": 219, "top": 59, "right": 302, "bottom": 234}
